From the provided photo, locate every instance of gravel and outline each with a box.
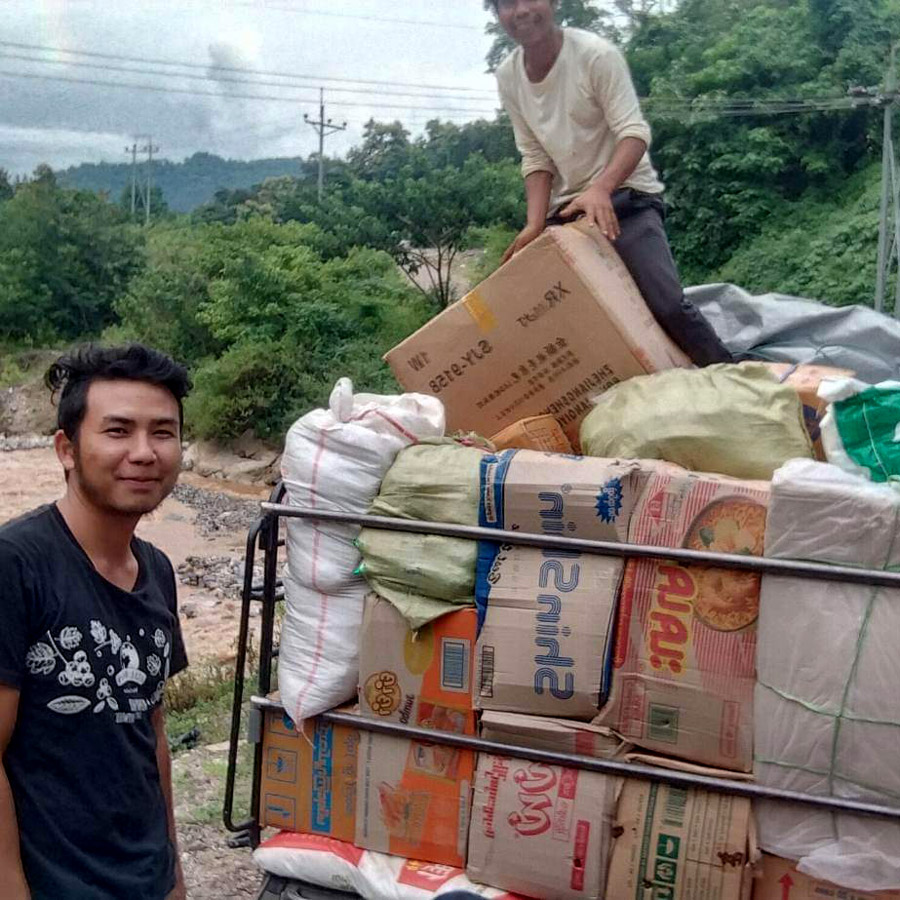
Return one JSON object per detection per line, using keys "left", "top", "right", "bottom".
{"left": 176, "top": 555, "right": 264, "bottom": 600}
{"left": 0, "top": 434, "right": 54, "bottom": 452}
{"left": 172, "top": 483, "right": 262, "bottom": 537}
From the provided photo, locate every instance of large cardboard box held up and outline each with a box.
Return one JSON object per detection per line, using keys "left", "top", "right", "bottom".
{"left": 606, "top": 780, "right": 752, "bottom": 900}
{"left": 259, "top": 709, "right": 360, "bottom": 842}
{"left": 359, "top": 594, "right": 478, "bottom": 735}
{"left": 355, "top": 729, "right": 474, "bottom": 868}
{"left": 598, "top": 470, "right": 770, "bottom": 771}
{"left": 385, "top": 224, "right": 691, "bottom": 445}
{"left": 475, "top": 543, "right": 623, "bottom": 720}
{"left": 467, "top": 753, "right": 617, "bottom": 900}
{"left": 752, "top": 855, "right": 900, "bottom": 900}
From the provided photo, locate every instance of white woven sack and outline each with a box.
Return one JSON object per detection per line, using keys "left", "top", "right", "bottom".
{"left": 279, "top": 379, "right": 444, "bottom": 721}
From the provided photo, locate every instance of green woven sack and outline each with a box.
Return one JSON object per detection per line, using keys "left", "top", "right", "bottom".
{"left": 358, "top": 439, "right": 485, "bottom": 629}
{"left": 579, "top": 363, "right": 814, "bottom": 480}
{"left": 832, "top": 385, "right": 900, "bottom": 483}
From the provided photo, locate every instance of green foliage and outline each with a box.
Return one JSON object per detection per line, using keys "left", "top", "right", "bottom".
{"left": 0, "top": 170, "right": 143, "bottom": 341}
{"left": 465, "top": 223, "right": 518, "bottom": 282}
{"left": 715, "top": 163, "right": 895, "bottom": 308}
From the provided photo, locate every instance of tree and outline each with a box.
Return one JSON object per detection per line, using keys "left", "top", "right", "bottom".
{"left": 483, "top": 0, "right": 615, "bottom": 71}
{"left": 347, "top": 120, "right": 412, "bottom": 181}
{"left": 0, "top": 169, "right": 12, "bottom": 202}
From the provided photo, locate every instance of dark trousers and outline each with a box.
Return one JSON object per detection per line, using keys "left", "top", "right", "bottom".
{"left": 549, "top": 189, "right": 732, "bottom": 366}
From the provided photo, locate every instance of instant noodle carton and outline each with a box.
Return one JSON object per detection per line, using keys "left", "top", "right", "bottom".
{"left": 385, "top": 223, "right": 691, "bottom": 446}
{"left": 606, "top": 780, "right": 752, "bottom": 900}
{"left": 355, "top": 729, "right": 474, "bottom": 868}
{"left": 359, "top": 594, "right": 478, "bottom": 735}
{"left": 597, "top": 470, "right": 770, "bottom": 771}
{"left": 259, "top": 707, "right": 360, "bottom": 841}
{"left": 467, "top": 752, "right": 617, "bottom": 900}
{"left": 752, "top": 855, "right": 900, "bottom": 900}
{"left": 490, "top": 415, "right": 574, "bottom": 454}
{"left": 474, "top": 543, "right": 623, "bottom": 720}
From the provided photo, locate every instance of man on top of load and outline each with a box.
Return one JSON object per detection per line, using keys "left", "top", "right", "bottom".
{"left": 491, "top": 0, "right": 732, "bottom": 366}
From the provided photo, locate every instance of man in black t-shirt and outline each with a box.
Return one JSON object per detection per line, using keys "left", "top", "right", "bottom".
{"left": 0, "top": 344, "right": 192, "bottom": 900}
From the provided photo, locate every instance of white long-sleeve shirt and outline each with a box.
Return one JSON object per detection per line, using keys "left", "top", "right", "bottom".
{"left": 496, "top": 28, "right": 664, "bottom": 215}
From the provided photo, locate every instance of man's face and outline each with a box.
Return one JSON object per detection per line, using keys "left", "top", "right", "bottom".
{"left": 56, "top": 379, "right": 183, "bottom": 517}
{"left": 496, "top": 0, "right": 557, "bottom": 47}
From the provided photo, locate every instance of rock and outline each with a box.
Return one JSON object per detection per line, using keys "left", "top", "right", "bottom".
{"left": 181, "top": 439, "right": 279, "bottom": 483}
{"left": 232, "top": 429, "right": 280, "bottom": 464}
{"left": 182, "top": 602, "right": 199, "bottom": 619}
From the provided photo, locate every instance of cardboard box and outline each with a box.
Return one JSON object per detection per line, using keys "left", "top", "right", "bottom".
{"left": 753, "top": 855, "right": 900, "bottom": 900}
{"left": 480, "top": 449, "right": 667, "bottom": 542}
{"left": 607, "top": 780, "right": 752, "bottom": 900}
{"left": 480, "top": 710, "right": 630, "bottom": 759}
{"left": 743, "top": 362, "right": 855, "bottom": 460}
{"left": 386, "top": 224, "right": 691, "bottom": 445}
{"left": 598, "top": 471, "right": 770, "bottom": 771}
{"left": 467, "top": 752, "right": 617, "bottom": 900}
{"left": 259, "top": 709, "right": 360, "bottom": 841}
{"left": 475, "top": 543, "right": 623, "bottom": 719}
{"left": 359, "top": 594, "right": 478, "bottom": 735}
{"left": 355, "top": 729, "right": 474, "bottom": 868}
{"left": 491, "top": 415, "right": 574, "bottom": 455}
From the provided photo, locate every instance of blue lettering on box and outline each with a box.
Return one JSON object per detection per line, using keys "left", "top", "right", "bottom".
{"left": 595, "top": 478, "right": 623, "bottom": 523}
{"left": 310, "top": 722, "right": 333, "bottom": 833}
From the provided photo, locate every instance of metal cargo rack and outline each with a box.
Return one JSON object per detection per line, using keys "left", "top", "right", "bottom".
{"left": 223, "top": 482, "right": 900, "bottom": 898}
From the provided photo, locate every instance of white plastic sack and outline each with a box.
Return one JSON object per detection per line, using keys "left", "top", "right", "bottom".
{"left": 755, "top": 458, "right": 900, "bottom": 891}
{"left": 279, "top": 379, "right": 444, "bottom": 722}
{"left": 253, "top": 832, "right": 522, "bottom": 899}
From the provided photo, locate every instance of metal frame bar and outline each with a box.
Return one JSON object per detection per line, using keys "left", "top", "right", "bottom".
{"left": 227, "top": 494, "right": 900, "bottom": 852}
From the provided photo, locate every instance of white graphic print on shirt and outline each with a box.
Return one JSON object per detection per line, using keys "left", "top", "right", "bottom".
{"left": 26, "top": 619, "right": 171, "bottom": 723}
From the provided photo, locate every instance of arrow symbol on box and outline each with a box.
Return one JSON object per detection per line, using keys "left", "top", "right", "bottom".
{"left": 779, "top": 873, "right": 794, "bottom": 900}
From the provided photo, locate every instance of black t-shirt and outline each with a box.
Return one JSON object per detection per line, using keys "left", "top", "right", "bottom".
{"left": 0, "top": 505, "right": 189, "bottom": 900}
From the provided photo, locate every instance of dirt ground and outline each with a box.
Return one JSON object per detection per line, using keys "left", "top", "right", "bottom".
{"left": 1, "top": 446, "right": 271, "bottom": 899}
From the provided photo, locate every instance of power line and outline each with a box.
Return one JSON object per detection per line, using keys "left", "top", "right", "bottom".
{"left": 0, "top": 69, "right": 501, "bottom": 115}
{"left": 0, "top": 40, "right": 498, "bottom": 97}
{"left": 233, "top": 2, "right": 482, "bottom": 31}
{"left": 0, "top": 50, "right": 499, "bottom": 104}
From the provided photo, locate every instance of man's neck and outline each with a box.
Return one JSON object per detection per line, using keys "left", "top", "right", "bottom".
{"left": 523, "top": 26, "right": 564, "bottom": 83}
{"left": 57, "top": 490, "right": 140, "bottom": 567}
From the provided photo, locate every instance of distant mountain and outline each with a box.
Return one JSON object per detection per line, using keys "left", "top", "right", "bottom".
{"left": 58, "top": 151, "right": 310, "bottom": 213}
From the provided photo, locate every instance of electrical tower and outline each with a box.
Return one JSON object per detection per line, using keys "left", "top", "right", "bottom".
{"left": 875, "top": 43, "right": 899, "bottom": 316}
{"left": 125, "top": 141, "right": 138, "bottom": 216}
{"left": 124, "top": 135, "right": 158, "bottom": 224}
{"left": 304, "top": 88, "right": 347, "bottom": 202}
{"left": 141, "top": 136, "right": 159, "bottom": 225}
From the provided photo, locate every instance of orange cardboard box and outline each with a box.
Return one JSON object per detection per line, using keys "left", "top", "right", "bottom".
{"left": 743, "top": 362, "right": 855, "bottom": 460}
{"left": 385, "top": 223, "right": 690, "bottom": 445}
{"left": 359, "top": 594, "right": 478, "bottom": 735}
{"left": 479, "top": 710, "right": 630, "bottom": 759}
{"left": 491, "top": 415, "right": 574, "bottom": 455}
{"left": 355, "top": 729, "right": 474, "bottom": 868}
{"left": 259, "top": 709, "right": 360, "bottom": 841}
{"left": 753, "top": 855, "right": 900, "bottom": 900}
{"left": 597, "top": 470, "right": 770, "bottom": 771}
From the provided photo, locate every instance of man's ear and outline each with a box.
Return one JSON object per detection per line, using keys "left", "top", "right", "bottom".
{"left": 54, "top": 429, "right": 76, "bottom": 477}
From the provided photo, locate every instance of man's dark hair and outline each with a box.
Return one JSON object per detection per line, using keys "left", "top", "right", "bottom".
{"left": 46, "top": 343, "right": 192, "bottom": 440}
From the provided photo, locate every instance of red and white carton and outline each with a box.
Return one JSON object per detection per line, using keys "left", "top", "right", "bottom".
{"left": 466, "top": 753, "right": 617, "bottom": 900}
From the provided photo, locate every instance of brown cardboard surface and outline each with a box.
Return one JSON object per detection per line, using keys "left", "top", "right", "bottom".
{"left": 607, "top": 780, "right": 751, "bottom": 900}
{"left": 386, "top": 224, "right": 691, "bottom": 445}
{"left": 258, "top": 709, "right": 360, "bottom": 842}
{"left": 752, "top": 855, "right": 900, "bottom": 900}
{"left": 359, "top": 594, "right": 478, "bottom": 735}
{"left": 491, "top": 415, "right": 574, "bottom": 454}
{"left": 598, "top": 470, "right": 770, "bottom": 771}
{"left": 475, "top": 544, "right": 623, "bottom": 719}
{"left": 743, "top": 362, "right": 855, "bottom": 460}
{"left": 355, "top": 729, "right": 474, "bottom": 868}
{"left": 480, "top": 710, "right": 630, "bottom": 759}
{"left": 467, "top": 752, "right": 617, "bottom": 900}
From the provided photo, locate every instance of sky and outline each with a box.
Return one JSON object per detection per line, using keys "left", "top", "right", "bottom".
{"left": 0, "top": 0, "right": 501, "bottom": 175}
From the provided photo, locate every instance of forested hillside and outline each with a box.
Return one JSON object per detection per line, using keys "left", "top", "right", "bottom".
{"left": 2, "top": 0, "right": 898, "bottom": 443}
{"left": 58, "top": 152, "right": 311, "bottom": 213}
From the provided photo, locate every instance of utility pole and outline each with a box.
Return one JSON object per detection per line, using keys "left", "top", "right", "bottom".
{"left": 304, "top": 88, "right": 347, "bottom": 202}
{"left": 875, "top": 43, "right": 899, "bottom": 315}
{"left": 125, "top": 142, "right": 138, "bottom": 218}
{"left": 140, "top": 137, "right": 159, "bottom": 226}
